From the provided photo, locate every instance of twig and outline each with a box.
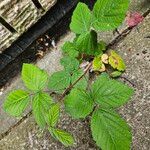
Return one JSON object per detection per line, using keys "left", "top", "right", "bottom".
{"left": 120, "top": 76, "right": 136, "bottom": 87}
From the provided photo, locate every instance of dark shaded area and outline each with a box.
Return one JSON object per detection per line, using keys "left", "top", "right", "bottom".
{"left": 0, "top": 0, "right": 95, "bottom": 88}
{"left": 0, "top": 16, "right": 17, "bottom": 33}
{"left": 31, "top": 0, "right": 45, "bottom": 11}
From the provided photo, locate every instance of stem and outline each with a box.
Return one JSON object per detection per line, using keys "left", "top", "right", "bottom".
{"left": 59, "top": 62, "right": 92, "bottom": 101}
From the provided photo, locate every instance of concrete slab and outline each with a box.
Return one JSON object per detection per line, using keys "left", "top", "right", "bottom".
{"left": 0, "top": 13, "right": 150, "bottom": 149}
{"left": 0, "top": 1, "right": 149, "bottom": 149}
{"left": 112, "top": 14, "right": 150, "bottom": 150}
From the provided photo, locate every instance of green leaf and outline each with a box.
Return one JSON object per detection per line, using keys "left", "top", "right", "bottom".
{"left": 71, "top": 69, "right": 87, "bottom": 90}
{"left": 91, "top": 74, "right": 134, "bottom": 108}
{"left": 49, "top": 128, "right": 74, "bottom": 147}
{"left": 76, "top": 30, "right": 98, "bottom": 55}
{"left": 109, "top": 50, "right": 126, "bottom": 71}
{"left": 91, "top": 108, "right": 132, "bottom": 150}
{"left": 60, "top": 56, "right": 79, "bottom": 74}
{"left": 92, "top": 0, "right": 129, "bottom": 31}
{"left": 22, "top": 63, "right": 48, "bottom": 91}
{"left": 93, "top": 55, "right": 103, "bottom": 71}
{"left": 110, "top": 71, "right": 122, "bottom": 78}
{"left": 62, "top": 41, "right": 79, "bottom": 58}
{"left": 45, "top": 103, "right": 60, "bottom": 127}
{"left": 98, "top": 41, "right": 106, "bottom": 51}
{"left": 3, "top": 90, "right": 29, "bottom": 117}
{"left": 32, "top": 92, "right": 53, "bottom": 128}
{"left": 48, "top": 71, "right": 71, "bottom": 92}
{"left": 70, "top": 2, "right": 92, "bottom": 34}
{"left": 64, "top": 88, "right": 94, "bottom": 119}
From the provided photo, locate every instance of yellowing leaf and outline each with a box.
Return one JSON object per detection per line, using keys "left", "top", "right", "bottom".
{"left": 99, "top": 63, "right": 106, "bottom": 72}
{"left": 93, "top": 55, "right": 106, "bottom": 72}
{"left": 93, "top": 55, "right": 102, "bottom": 71}
{"left": 109, "top": 50, "right": 126, "bottom": 71}
{"left": 101, "top": 54, "right": 108, "bottom": 64}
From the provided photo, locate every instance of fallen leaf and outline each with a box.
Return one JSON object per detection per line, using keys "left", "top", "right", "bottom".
{"left": 126, "top": 12, "right": 144, "bottom": 27}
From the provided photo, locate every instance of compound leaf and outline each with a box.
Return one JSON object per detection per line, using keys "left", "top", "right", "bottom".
{"left": 91, "top": 108, "right": 132, "bottom": 150}
{"left": 64, "top": 88, "right": 94, "bottom": 119}
{"left": 62, "top": 41, "right": 79, "bottom": 58}
{"left": 91, "top": 74, "right": 134, "bottom": 108}
{"left": 3, "top": 90, "right": 29, "bottom": 117}
{"left": 32, "top": 92, "right": 53, "bottom": 128}
{"left": 93, "top": 0, "right": 129, "bottom": 31}
{"left": 70, "top": 2, "right": 92, "bottom": 34}
{"left": 45, "top": 103, "right": 60, "bottom": 127}
{"left": 76, "top": 30, "right": 98, "bottom": 55}
{"left": 49, "top": 128, "right": 74, "bottom": 147}
{"left": 48, "top": 71, "right": 71, "bottom": 92}
{"left": 22, "top": 63, "right": 48, "bottom": 91}
{"left": 109, "top": 50, "right": 126, "bottom": 71}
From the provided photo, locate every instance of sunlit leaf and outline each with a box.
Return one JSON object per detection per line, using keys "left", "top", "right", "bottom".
{"left": 22, "top": 63, "right": 48, "bottom": 91}
{"left": 49, "top": 128, "right": 74, "bottom": 147}
{"left": 32, "top": 92, "right": 53, "bottom": 128}
{"left": 3, "top": 90, "right": 29, "bottom": 117}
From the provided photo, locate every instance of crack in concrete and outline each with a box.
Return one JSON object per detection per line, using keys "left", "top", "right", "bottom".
{"left": 107, "top": 8, "right": 150, "bottom": 49}
{"left": 0, "top": 8, "right": 149, "bottom": 141}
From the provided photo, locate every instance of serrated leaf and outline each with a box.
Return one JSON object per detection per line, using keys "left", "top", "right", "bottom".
{"left": 91, "top": 108, "right": 132, "bottom": 150}
{"left": 48, "top": 71, "right": 71, "bottom": 92}
{"left": 70, "top": 2, "right": 92, "bottom": 34}
{"left": 71, "top": 69, "right": 87, "bottom": 90}
{"left": 3, "top": 90, "right": 29, "bottom": 117}
{"left": 62, "top": 41, "right": 79, "bottom": 58}
{"left": 22, "top": 63, "right": 48, "bottom": 91}
{"left": 109, "top": 50, "right": 126, "bottom": 71}
{"left": 64, "top": 88, "right": 94, "bottom": 119}
{"left": 45, "top": 103, "right": 60, "bottom": 127}
{"left": 111, "top": 71, "right": 122, "bottom": 78}
{"left": 32, "top": 92, "right": 53, "bottom": 128}
{"left": 93, "top": 55, "right": 102, "bottom": 71}
{"left": 49, "top": 128, "right": 74, "bottom": 147}
{"left": 92, "top": 0, "right": 129, "bottom": 31}
{"left": 76, "top": 31, "right": 98, "bottom": 55}
{"left": 91, "top": 74, "right": 134, "bottom": 108}
{"left": 60, "top": 56, "right": 79, "bottom": 74}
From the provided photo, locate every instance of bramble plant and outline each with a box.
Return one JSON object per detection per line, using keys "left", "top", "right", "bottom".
{"left": 3, "top": 0, "right": 134, "bottom": 149}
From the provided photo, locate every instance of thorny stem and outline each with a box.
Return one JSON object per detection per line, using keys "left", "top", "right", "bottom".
{"left": 59, "top": 62, "right": 92, "bottom": 101}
